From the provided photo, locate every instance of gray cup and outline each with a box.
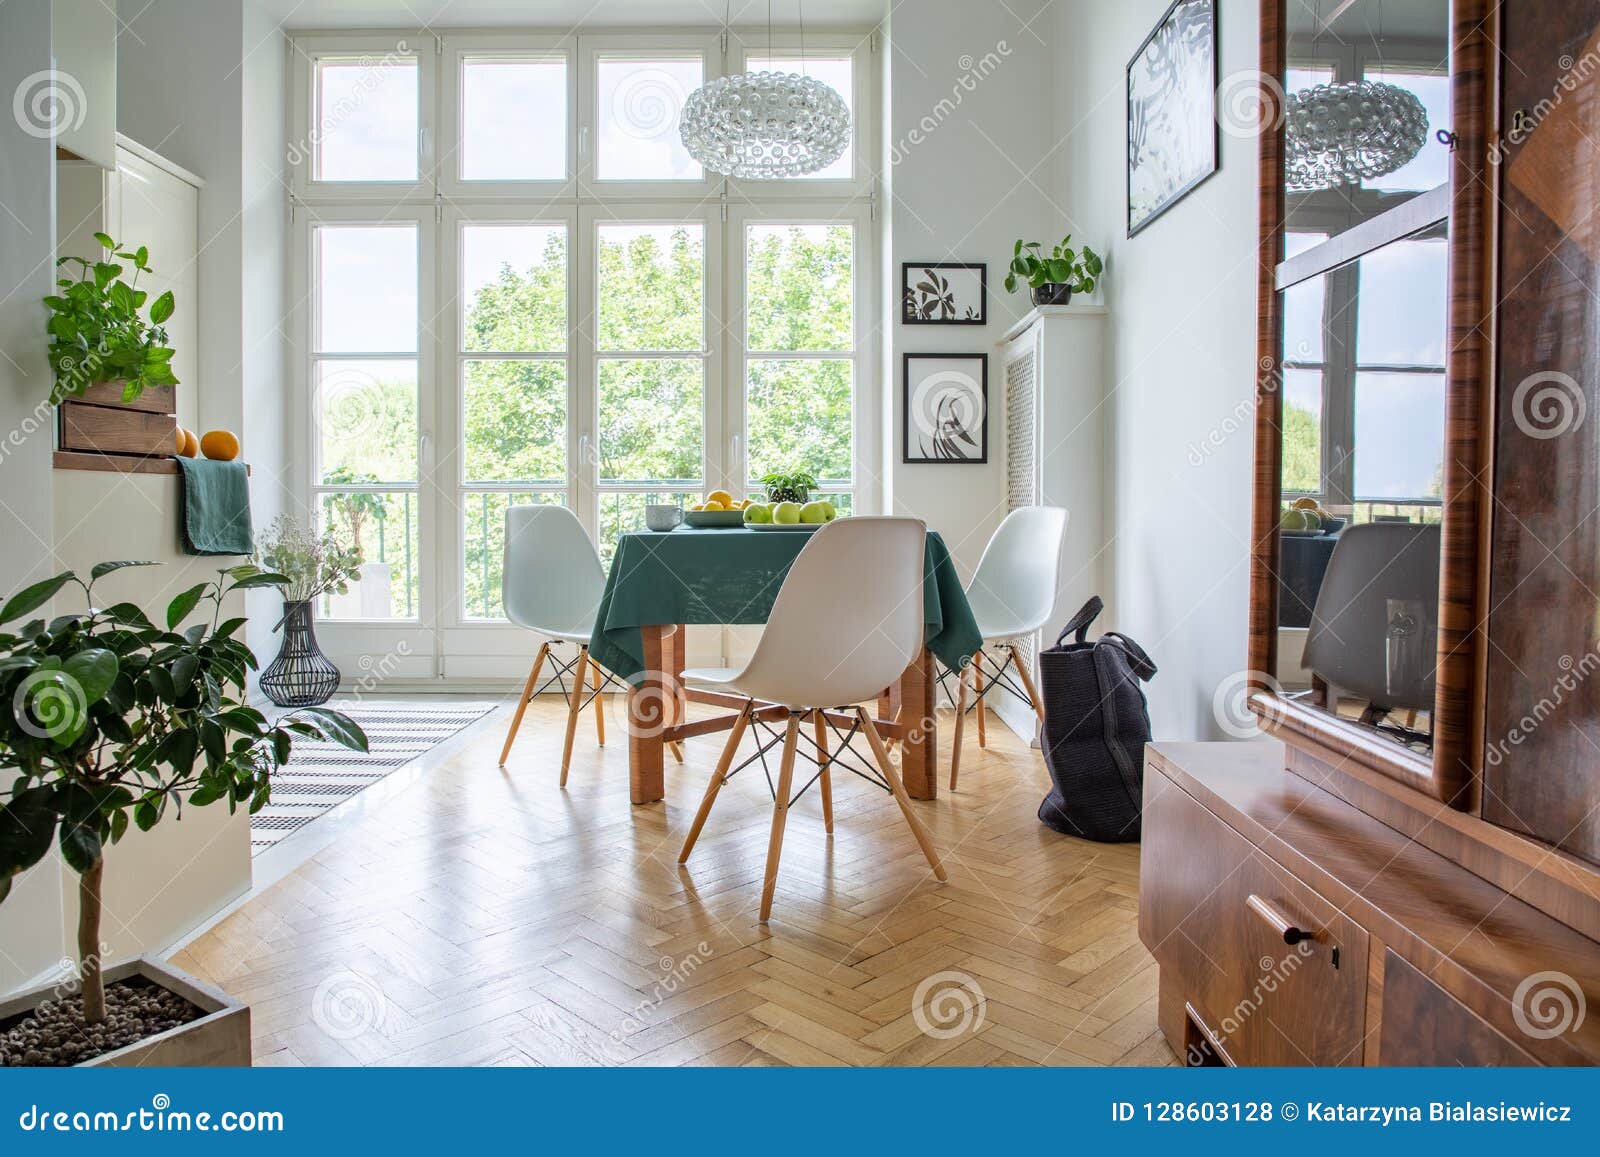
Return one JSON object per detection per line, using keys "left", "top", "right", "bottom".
{"left": 645, "top": 504, "right": 684, "bottom": 532}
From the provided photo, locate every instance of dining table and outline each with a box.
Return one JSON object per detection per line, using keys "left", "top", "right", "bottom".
{"left": 587, "top": 525, "right": 983, "bottom": 805}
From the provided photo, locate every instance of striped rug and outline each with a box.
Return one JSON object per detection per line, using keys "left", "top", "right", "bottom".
{"left": 251, "top": 702, "right": 495, "bottom": 853}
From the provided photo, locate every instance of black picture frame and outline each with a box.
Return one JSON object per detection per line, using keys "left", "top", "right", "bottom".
{"left": 1126, "top": 0, "right": 1219, "bottom": 237}
{"left": 902, "top": 353, "right": 989, "bottom": 464}
{"left": 900, "top": 262, "right": 988, "bottom": 326}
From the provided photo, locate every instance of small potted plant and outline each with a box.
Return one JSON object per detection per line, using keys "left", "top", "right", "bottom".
{"left": 44, "top": 234, "right": 178, "bottom": 405}
{"left": 257, "top": 515, "right": 363, "bottom": 708}
{"left": 322, "top": 469, "right": 393, "bottom": 619}
{"left": 0, "top": 562, "right": 367, "bottom": 1066}
{"left": 1004, "top": 235, "right": 1103, "bottom": 306}
{"left": 759, "top": 469, "right": 818, "bottom": 505}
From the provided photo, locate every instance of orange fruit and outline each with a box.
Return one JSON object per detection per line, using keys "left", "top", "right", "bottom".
{"left": 175, "top": 427, "right": 199, "bottom": 457}
{"left": 200, "top": 429, "right": 240, "bottom": 461}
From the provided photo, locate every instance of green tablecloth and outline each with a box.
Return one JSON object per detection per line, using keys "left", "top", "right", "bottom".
{"left": 588, "top": 527, "right": 982, "bottom": 682}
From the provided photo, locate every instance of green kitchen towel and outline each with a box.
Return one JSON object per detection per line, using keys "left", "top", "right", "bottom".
{"left": 175, "top": 457, "right": 254, "bottom": 556}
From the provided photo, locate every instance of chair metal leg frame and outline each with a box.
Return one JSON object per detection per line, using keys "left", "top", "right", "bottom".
{"left": 678, "top": 701, "right": 945, "bottom": 922}
{"left": 938, "top": 646, "right": 1046, "bottom": 790}
{"left": 502, "top": 640, "right": 622, "bottom": 768}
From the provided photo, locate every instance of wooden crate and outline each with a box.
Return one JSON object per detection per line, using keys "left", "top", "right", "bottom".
{"left": 59, "top": 400, "right": 177, "bottom": 456}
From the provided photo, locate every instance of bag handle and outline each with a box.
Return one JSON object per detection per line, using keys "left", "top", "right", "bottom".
{"left": 1056, "top": 596, "right": 1105, "bottom": 647}
{"left": 1102, "top": 631, "right": 1157, "bottom": 681}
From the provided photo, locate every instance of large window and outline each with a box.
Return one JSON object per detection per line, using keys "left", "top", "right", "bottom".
{"left": 290, "top": 29, "right": 874, "bottom": 663}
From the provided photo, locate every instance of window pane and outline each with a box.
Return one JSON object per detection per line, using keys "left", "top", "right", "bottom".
{"left": 747, "top": 56, "right": 853, "bottom": 179}
{"left": 461, "top": 224, "right": 566, "bottom": 353}
{"left": 317, "top": 226, "right": 417, "bottom": 353}
{"left": 597, "top": 224, "right": 704, "bottom": 350}
{"left": 462, "top": 491, "right": 563, "bottom": 619}
{"left": 745, "top": 223, "right": 853, "bottom": 352}
{"left": 599, "top": 489, "right": 701, "bottom": 565}
{"left": 1363, "top": 68, "right": 1450, "bottom": 193}
{"left": 1353, "top": 371, "right": 1446, "bottom": 500}
{"left": 317, "top": 360, "right": 417, "bottom": 483}
{"left": 598, "top": 359, "right": 703, "bottom": 483}
{"left": 1356, "top": 237, "right": 1447, "bottom": 366}
{"left": 596, "top": 57, "right": 702, "bottom": 180}
{"left": 319, "top": 491, "right": 419, "bottom": 619}
{"left": 1282, "top": 368, "right": 1321, "bottom": 493}
{"left": 1282, "top": 273, "right": 1325, "bottom": 363}
{"left": 461, "top": 56, "right": 566, "bottom": 181}
{"left": 1285, "top": 66, "right": 1334, "bottom": 94}
{"left": 314, "top": 56, "right": 418, "bottom": 181}
{"left": 463, "top": 360, "right": 566, "bottom": 483}
{"left": 746, "top": 359, "right": 852, "bottom": 483}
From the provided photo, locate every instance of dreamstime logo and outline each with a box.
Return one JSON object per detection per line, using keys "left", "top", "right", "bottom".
{"left": 888, "top": 41, "right": 1013, "bottom": 166}
{"left": 310, "top": 970, "right": 388, "bottom": 1040}
{"left": 1184, "top": 943, "right": 1314, "bottom": 1064}
{"left": 1511, "top": 370, "right": 1585, "bottom": 440}
{"left": 317, "top": 366, "right": 386, "bottom": 443}
{"left": 907, "top": 368, "right": 985, "bottom": 460}
{"left": 1512, "top": 971, "right": 1586, "bottom": 1040}
{"left": 1212, "top": 669, "right": 1281, "bottom": 739}
{"left": 287, "top": 42, "right": 410, "bottom": 166}
{"left": 13, "top": 670, "right": 88, "bottom": 740}
{"left": 623, "top": 669, "right": 678, "bottom": 740}
{"left": 1489, "top": 48, "right": 1600, "bottom": 165}
{"left": 1216, "top": 70, "right": 1286, "bottom": 139}
{"left": 612, "top": 69, "right": 687, "bottom": 141}
{"left": 1485, "top": 650, "right": 1600, "bottom": 768}
{"left": 911, "top": 970, "right": 986, "bottom": 1039}
{"left": 13, "top": 70, "right": 88, "bottom": 139}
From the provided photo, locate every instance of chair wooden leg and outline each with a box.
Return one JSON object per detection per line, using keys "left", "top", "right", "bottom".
{"left": 560, "top": 646, "right": 591, "bottom": 788}
{"left": 949, "top": 661, "right": 972, "bottom": 791}
{"left": 813, "top": 710, "right": 833, "bottom": 834}
{"left": 859, "top": 708, "right": 947, "bottom": 881}
{"left": 678, "top": 702, "right": 753, "bottom": 864}
{"left": 589, "top": 659, "right": 606, "bottom": 745}
{"left": 1010, "top": 643, "right": 1046, "bottom": 726}
{"left": 973, "top": 650, "right": 988, "bottom": 747}
{"left": 759, "top": 715, "right": 802, "bottom": 922}
{"left": 498, "top": 642, "right": 549, "bottom": 767}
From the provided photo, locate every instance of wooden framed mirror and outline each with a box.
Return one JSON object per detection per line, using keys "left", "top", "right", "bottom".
{"left": 1248, "top": 0, "right": 1491, "bottom": 809}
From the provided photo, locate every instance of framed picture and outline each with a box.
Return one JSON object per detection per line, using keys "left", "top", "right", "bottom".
{"left": 903, "top": 353, "right": 988, "bottom": 464}
{"left": 901, "top": 262, "right": 987, "bottom": 325}
{"left": 1126, "top": 0, "right": 1218, "bottom": 237}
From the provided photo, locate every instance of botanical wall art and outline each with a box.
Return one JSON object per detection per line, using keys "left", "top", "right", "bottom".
{"left": 903, "top": 353, "right": 988, "bottom": 464}
{"left": 901, "top": 262, "right": 987, "bottom": 325}
{"left": 1127, "top": 0, "right": 1218, "bottom": 236}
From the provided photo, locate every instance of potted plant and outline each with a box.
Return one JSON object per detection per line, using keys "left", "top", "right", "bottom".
{"left": 1004, "top": 235, "right": 1103, "bottom": 306}
{"left": 0, "top": 561, "right": 367, "bottom": 1067}
{"left": 322, "top": 469, "right": 394, "bottom": 619}
{"left": 257, "top": 515, "right": 363, "bottom": 708}
{"left": 759, "top": 469, "right": 818, "bottom": 505}
{"left": 45, "top": 234, "right": 178, "bottom": 405}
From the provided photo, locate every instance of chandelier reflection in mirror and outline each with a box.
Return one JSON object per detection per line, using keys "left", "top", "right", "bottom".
{"left": 1284, "top": 80, "right": 1429, "bottom": 192}
{"left": 680, "top": 69, "right": 850, "bottom": 179}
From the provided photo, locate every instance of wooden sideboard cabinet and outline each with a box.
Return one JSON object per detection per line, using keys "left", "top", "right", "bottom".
{"left": 1139, "top": 741, "right": 1600, "bottom": 1067}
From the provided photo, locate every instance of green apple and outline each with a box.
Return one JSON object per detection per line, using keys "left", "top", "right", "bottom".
{"left": 773, "top": 501, "right": 802, "bottom": 525}
{"left": 799, "top": 500, "right": 830, "bottom": 524}
{"left": 821, "top": 502, "right": 838, "bottom": 522}
{"left": 744, "top": 502, "right": 773, "bottom": 525}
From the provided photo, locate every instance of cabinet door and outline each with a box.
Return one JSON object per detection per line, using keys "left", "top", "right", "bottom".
{"left": 1141, "top": 777, "right": 1368, "bottom": 1065}
{"left": 1484, "top": 1, "right": 1600, "bottom": 864}
{"left": 1379, "top": 951, "right": 1535, "bottom": 1065}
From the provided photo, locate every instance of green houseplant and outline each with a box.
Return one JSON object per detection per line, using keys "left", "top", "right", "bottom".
{"left": 759, "top": 469, "right": 818, "bottom": 505}
{"left": 257, "top": 516, "right": 364, "bottom": 708}
{"left": 1004, "top": 235, "right": 1104, "bottom": 307}
{"left": 0, "top": 562, "right": 367, "bottom": 1062}
{"left": 44, "top": 233, "right": 179, "bottom": 404}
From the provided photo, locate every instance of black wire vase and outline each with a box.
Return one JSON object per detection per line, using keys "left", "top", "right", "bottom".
{"left": 259, "top": 600, "right": 340, "bottom": 708}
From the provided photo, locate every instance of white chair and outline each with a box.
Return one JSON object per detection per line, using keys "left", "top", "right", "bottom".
{"left": 949, "top": 505, "right": 1069, "bottom": 789}
{"left": 676, "top": 517, "right": 947, "bottom": 922}
{"left": 498, "top": 505, "right": 681, "bottom": 782}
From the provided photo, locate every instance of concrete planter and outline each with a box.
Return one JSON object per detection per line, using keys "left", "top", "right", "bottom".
{"left": 0, "top": 957, "right": 250, "bottom": 1067}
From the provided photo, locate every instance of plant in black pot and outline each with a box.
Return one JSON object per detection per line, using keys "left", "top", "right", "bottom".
{"left": 758, "top": 469, "right": 818, "bottom": 505}
{"left": 0, "top": 562, "right": 367, "bottom": 1066}
{"left": 1004, "top": 235, "right": 1103, "bottom": 307}
{"left": 257, "top": 516, "right": 363, "bottom": 708}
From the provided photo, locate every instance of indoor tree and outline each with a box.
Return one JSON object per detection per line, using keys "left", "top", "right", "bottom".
{"left": 0, "top": 562, "right": 367, "bottom": 1024}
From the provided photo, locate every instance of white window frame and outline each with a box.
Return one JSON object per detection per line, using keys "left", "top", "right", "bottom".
{"left": 290, "top": 26, "right": 879, "bottom": 680}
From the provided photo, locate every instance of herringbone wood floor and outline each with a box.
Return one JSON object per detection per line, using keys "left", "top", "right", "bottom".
{"left": 173, "top": 695, "right": 1174, "bottom": 1067}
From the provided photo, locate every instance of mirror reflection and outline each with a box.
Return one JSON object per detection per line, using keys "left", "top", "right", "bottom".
{"left": 1284, "top": 0, "right": 1451, "bottom": 241}
{"left": 1276, "top": 223, "right": 1447, "bottom": 752}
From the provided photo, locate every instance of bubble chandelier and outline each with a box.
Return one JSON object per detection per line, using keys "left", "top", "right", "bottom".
{"left": 1284, "top": 79, "right": 1430, "bottom": 193}
{"left": 679, "top": 1, "right": 851, "bottom": 179}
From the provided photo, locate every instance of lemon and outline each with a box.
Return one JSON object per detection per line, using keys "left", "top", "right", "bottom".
{"left": 706, "top": 489, "right": 734, "bottom": 507}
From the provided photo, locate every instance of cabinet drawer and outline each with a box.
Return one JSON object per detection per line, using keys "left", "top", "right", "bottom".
{"left": 1141, "top": 775, "right": 1368, "bottom": 1065}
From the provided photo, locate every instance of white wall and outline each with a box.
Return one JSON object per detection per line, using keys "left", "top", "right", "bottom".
{"left": 880, "top": 0, "right": 1059, "bottom": 578}
{"left": 1052, "top": 0, "right": 1258, "bottom": 739}
{"left": 0, "top": 0, "right": 69, "bottom": 995}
